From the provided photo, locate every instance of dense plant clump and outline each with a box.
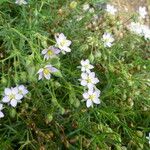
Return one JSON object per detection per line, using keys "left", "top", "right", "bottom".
{"left": 0, "top": 0, "right": 149, "bottom": 149}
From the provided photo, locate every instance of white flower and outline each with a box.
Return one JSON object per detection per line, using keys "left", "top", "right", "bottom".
{"left": 106, "top": 4, "right": 117, "bottom": 15}
{"left": 37, "top": 65, "right": 58, "bottom": 80}
{"left": 142, "top": 25, "right": 150, "bottom": 40}
{"left": 55, "top": 33, "right": 72, "bottom": 54}
{"left": 138, "top": 6, "right": 147, "bottom": 19}
{"left": 15, "top": 0, "right": 27, "bottom": 5}
{"left": 80, "top": 59, "right": 94, "bottom": 73}
{"left": 41, "top": 46, "right": 60, "bottom": 60}
{"left": 102, "top": 32, "right": 114, "bottom": 47}
{"left": 0, "top": 104, "right": 4, "bottom": 118}
{"left": 17, "top": 85, "right": 28, "bottom": 96}
{"left": 146, "top": 133, "right": 150, "bottom": 145}
{"left": 128, "top": 22, "right": 143, "bottom": 35}
{"left": 81, "top": 72, "right": 99, "bottom": 89}
{"left": 83, "top": 88, "right": 101, "bottom": 108}
{"left": 2, "top": 87, "right": 23, "bottom": 107}
{"left": 128, "top": 22, "right": 150, "bottom": 40}
{"left": 83, "top": 3, "right": 90, "bottom": 11}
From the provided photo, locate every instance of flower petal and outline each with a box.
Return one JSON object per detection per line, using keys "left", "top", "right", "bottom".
{"left": 86, "top": 99, "right": 93, "bottom": 108}
{"left": 4, "top": 88, "right": 11, "bottom": 95}
{"left": 83, "top": 92, "right": 89, "bottom": 99}
{"left": 44, "top": 73, "right": 51, "bottom": 80}
{"left": 81, "top": 80, "right": 87, "bottom": 86}
{"left": 2, "top": 96, "right": 10, "bottom": 103}
{"left": 15, "top": 94, "right": 23, "bottom": 100}
{"left": 93, "top": 98, "right": 100, "bottom": 104}
{"left": 41, "top": 49, "right": 48, "bottom": 54}
{"left": 38, "top": 72, "right": 43, "bottom": 80}
{"left": 12, "top": 87, "right": 19, "bottom": 95}
{"left": 10, "top": 99, "right": 17, "bottom": 107}
{"left": 0, "top": 111, "right": 4, "bottom": 118}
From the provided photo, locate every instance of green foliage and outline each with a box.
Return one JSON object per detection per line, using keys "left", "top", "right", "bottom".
{"left": 0, "top": 0, "right": 149, "bottom": 149}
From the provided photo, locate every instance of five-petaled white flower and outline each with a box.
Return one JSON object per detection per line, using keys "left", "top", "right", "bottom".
{"left": 138, "top": 6, "right": 147, "bottom": 19}
{"left": 17, "top": 85, "right": 29, "bottom": 97}
{"left": 55, "top": 33, "right": 72, "bottom": 54}
{"left": 15, "top": 0, "right": 27, "bottom": 5}
{"left": 81, "top": 72, "right": 99, "bottom": 89}
{"left": 80, "top": 59, "right": 94, "bottom": 73}
{"left": 41, "top": 46, "right": 60, "bottom": 60}
{"left": 2, "top": 87, "right": 23, "bottom": 107}
{"left": 83, "top": 88, "right": 101, "bottom": 108}
{"left": 106, "top": 4, "right": 117, "bottom": 15}
{"left": 146, "top": 133, "right": 150, "bottom": 145}
{"left": 102, "top": 32, "right": 114, "bottom": 47}
{"left": 0, "top": 104, "right": 4, "bottom": 118}
{"left": 37, "top": 65, "right": 58, "bottom": 80}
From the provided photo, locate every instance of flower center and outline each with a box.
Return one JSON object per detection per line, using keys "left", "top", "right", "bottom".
{"left": 85, "top": 64, "right": 89, "bottom": 69}
{"left": 89, "top": 94, "right": 96, "bottom": 101}
{"left": 60, "top": 40, "right": 67, "bottom": 47}
{"left": 87, "top": 77, "right": 92, "bottom": 83}
{"left": 9, "top": 94, "right": 15, "bottom": 100}
{"left": 43, "top": 68, "right": 50, "bottom": 75}
{"left": 47, "top": 50, "right": 53, "bottom": 56}
{"left": 19, "top": 90, "right": 23, "bottom": 95}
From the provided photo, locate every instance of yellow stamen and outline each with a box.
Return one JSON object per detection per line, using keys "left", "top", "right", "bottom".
{"left": 43, "top": 68, "right": 50, "bottom": 75}
{"left": 47, "top": 50, "right": 53, "bottom": 55}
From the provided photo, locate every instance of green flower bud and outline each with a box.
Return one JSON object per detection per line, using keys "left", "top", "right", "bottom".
{"left": 9, "top": 108, "right": 17, "bottom": 118}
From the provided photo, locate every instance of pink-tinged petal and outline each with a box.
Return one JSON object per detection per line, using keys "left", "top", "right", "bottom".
{"left": 54, "top": 48, "right": 61, "bottom": 54}
{"left": 81, "top": 73, "right": 88, "bottom": 79}
{"left": 51, "top": 67, "right": 58, "bottom": 72}
{"left": 10, "top": 99, "right": 17, "bottom": 107}
{"left": 83, "top": 92, "right": 89, "bottom": 99}
{"left": 45, "top": 65, "right": 52, "bottom": 68}
{"left": 80, "top": 60, "right": 85, "bottom": 66}
{"left": 44, "top": 54, "right": 49, "bottom": 60}
{"left": 44, "top": 73, "right": 51, "bottom": 80}
{"left": 12, "top": 87, "right": 19, "bottom": 95}
{"left": 18, "top": 85, "right": 24, "bottom": 90}
{"left": 38, "top": 72, "right": 43, "bottom": 80}
{"left": 86, "top": 99, "right": 93, "bottom": 108}
{"left": 85, "top": 59, "right": 90, "bottom": 64}
{"left": 23, "top": 89, "right": 28, "bottom": 95}
{"left": 89, "top": 72, "right": 95, "bottom": 78}
{"left": 4, "top": 88, "right": 12, "bottom": 95}
{"left": 2, "top": 96, "right": 10, "bottom": 103}
{"left": 0, "top": 104, "right": 3, "bottom": 110}
{"left": 95, "top": 89, "right": 101, "bottom": 96}
{"left": 42, "top": 49, "right": 48, "bottom": 54}
{"left": 37, "top": 68, "right": 44, "bottom": 74}
{"left": 15, "top": 94, "right": 23, "bottom": 100}
{"left": 93, "top": 98, "right": 100, "bottom": 104}
{"left": 81, "top": 80, "right": 87, "bottom": 86}
{"left": 59, "top": 33, "right": 66, "bottom": 40}
{"left": 88, "top": 88, "right": 94, "bottom": 95}
{"left": 0, "top": 111, "right": 4, "bottom": 118}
